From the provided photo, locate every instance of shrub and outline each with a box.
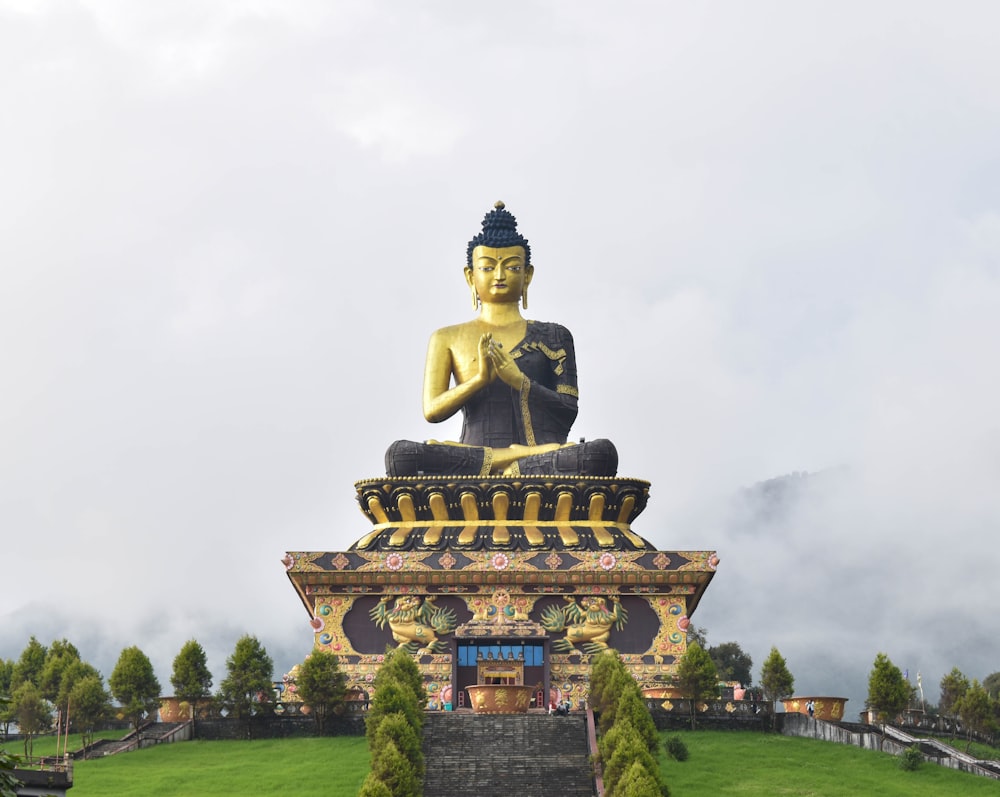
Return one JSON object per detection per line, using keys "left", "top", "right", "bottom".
{"left": 366, "top": 679, "right": 422, "bottom": 743}
{"left": 898, "top": 745, "right": 923, "bottom": 771}
{"left": 616, "top": 688, "right": 659, "bottom": 754}
{"left": 664, "top": 734, "right": 689, "bottom": 762}
{"left": 357, "top": 772, "right": 393, "bottom": 797}
{"left": 371, "top": 739, "right": 420, "bottom": 797}
{"left": 602, "top": 721, "right": 658, "bottom": 796}
{"left": 371, "top": 711, "right": 424, "bottom": 778}
{"left": 615, "top": 757, "right": 669, "bottom": 797}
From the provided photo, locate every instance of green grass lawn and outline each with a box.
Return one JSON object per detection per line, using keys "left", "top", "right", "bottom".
{"left": 15, "top": 729, "right": 129, "bottom": 759}
{"left": 8, "top": 727, "right": 997, "bottom": 796}
{"left": 658, "top": 730, "right": 1000, "bottom": 796}
{"left": 70, "top": 737, "right": 370, "bottom": 796}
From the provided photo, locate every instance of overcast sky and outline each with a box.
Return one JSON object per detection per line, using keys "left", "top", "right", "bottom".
{"left": 2, "top": 1, "right": 998, "bottom": 713}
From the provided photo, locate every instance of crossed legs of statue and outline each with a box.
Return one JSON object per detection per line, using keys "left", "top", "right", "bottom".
{"left": 385, "top": 438, "right": 618, "bottom": 478}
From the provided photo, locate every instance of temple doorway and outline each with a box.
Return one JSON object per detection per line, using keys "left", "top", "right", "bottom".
{"left": 453, "top": 639, "right": 547, "bottom": 709}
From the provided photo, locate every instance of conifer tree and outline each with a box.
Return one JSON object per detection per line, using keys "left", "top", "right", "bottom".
{"left": 370, "top": 739, "right": 420, "bottom": 797}
{"left": 11, "top": 637, "right": 47, "bottom": 691}
{"left": 68, "top": 674, "right": 111, "bottom": 751}
{"left": 589, "top": 649, "right": 623, "bottom": 717}
{"left": 38, "top": 639, "right": 82, "bottom": 702}
{"left": 218, "top": 635, "right": 273, "bottom": 739}
{"left": 615, "top": 758, "right": 667, "bottom": 797}
{"left": 938, "top": 667, "right": 969, "bottom": 717}
{"left": 676, "top": 642, "right": 718, "bottom": 730}
{"left": 53, "top": 659, "right": 101, "bottom": 723}
{"left": 357, "top": 773, "right": 393, "bottom": 797}
{"left": 371, "top": 712, "right": 424, "bottom": 778}
{"left": 601, "top": 718, "right": 659, "bottom": 796}
{"left": 171, "top": 640, "right": 213, "bottom": 720}
{"left": 590, "top": 651, "right": 669, "bottom": 797}
{"left": 296, "top": 649, "right": 347, "bottom": 734}
{"left": 363, "top": 647, "right": 424, "bottom": 796}
{"left": 759, "top": 647, "right": 795, "bottom": 705}
{"left": 109, "top": 646, "right": 161, "bottom": 733}
{"left": 866, "top": 653, "right": 909, "bottom": 731}
{"left": 11, "top": 682, "right": 51, "bottom": 758}
{"left": 377, "top": 648, "right": 426, "bottom": 714}
{"left": 955, "top": 680, "right": 996, "bottom": 753}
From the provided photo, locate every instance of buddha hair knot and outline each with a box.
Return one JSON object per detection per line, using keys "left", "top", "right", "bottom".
{"left": 466, "top": 200, "right": 532, "bottom": 266}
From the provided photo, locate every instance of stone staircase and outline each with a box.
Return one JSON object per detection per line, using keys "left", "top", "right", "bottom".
{"left": 422, "top": 712, "right": 595, "bottom": 797}
{"left": 140, "top": 721, "right": 189, "bottom": 743}
{"left": 77, "top": 721, "right": 191, "bottom": 758}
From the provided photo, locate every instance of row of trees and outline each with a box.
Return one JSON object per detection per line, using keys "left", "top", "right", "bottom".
{"left": 938, "top": 666, "right": 1000, "bottom": 744}
{"left": 684, "top": 626, "right": 754, "bottom": 687}
{"left": 591, "top": 650, "right": 669, "bottom": 796}
{"left": 692, "top": 629, "right": 999, "bottom": 745}
{"left": 868, "top": 658, "right": 1000, "bottom": 750}
{"left": 856, "top": 653, "right": 1000, "bottom": 752}
{"left": 0, "top": 634, "right": 308, "bottom": 751}
{"left": 673, "top": 642, "right": 795, "bottom": 729}
{"left": 1, "top": 638, "right": 113, "bottom": 756}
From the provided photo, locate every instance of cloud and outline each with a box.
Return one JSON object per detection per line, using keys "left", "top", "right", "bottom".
{"left": 2, "top": 1, "right": 999, "bottom": 710}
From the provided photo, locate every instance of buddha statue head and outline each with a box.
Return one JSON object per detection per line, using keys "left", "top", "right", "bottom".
{"left": 466, "top": 201, "right": 532, "bottom": 267}
{"left": 465, "top": 201, "right": 534, "bottom": 309}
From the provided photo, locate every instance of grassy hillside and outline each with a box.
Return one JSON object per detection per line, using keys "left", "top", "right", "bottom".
{"left": 658, "top": 730, "right": 999, "bottom": 796}
{"left": 64, "top": 737, "right": 369, "bottom": 796}
{"left": 10, "top": 727, "right": 997, "bottom": 796}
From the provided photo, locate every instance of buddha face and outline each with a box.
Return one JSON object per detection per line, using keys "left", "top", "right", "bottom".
{"left": 466, "top": 245, "right": 533, "bottom": 304}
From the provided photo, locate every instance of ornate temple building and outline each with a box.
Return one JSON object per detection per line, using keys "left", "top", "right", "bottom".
{"left": 285, "top": 477, "right": 717, "bottom": 710}
{"left": 283, "top": 203, "right": 718, "bottom": 711}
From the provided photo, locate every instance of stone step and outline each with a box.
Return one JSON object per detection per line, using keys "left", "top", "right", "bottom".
{"left": 422, "top": 713, "right": 595, "bottom": 797}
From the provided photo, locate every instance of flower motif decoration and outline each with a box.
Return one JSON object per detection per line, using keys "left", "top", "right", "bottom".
{"left": 599, "top": 553, "right": 617, "bottom": 571}
{"left": 708, "top": 553, "right": 720, "bottom": 570}
{"left": 282, "top": 554, "right": 295, "bottom": 571}
{"left": 491, "top": 552, "right": 510, "bottom": 570}
{"left": 438, "top": 552, "right": 457, "bottom": 570}
{"left": 653, "top": 552, "right": 670, "bottom": 570}
{"left": 545, "top": 552, "right": 563, "bottom": 570}
{"left": 331, "top": 553, "right": 350, "bottom": 570}
{"left": 385, "top": 553, "right": 404, "bottom": 571}
{"left": 310, "top": 616, "right": 324, "bottom": 632}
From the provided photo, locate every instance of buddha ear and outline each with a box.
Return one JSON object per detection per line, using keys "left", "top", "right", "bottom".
{"left": 464, "top": 266, "right": 479, "bottom": 310}
{"left": 524, "top": 264, "right": 535, "bottom": 286}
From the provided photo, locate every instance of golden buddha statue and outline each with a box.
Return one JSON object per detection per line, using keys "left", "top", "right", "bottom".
{"left": 385, "top": 202, "right": 617, "bottom": 478}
